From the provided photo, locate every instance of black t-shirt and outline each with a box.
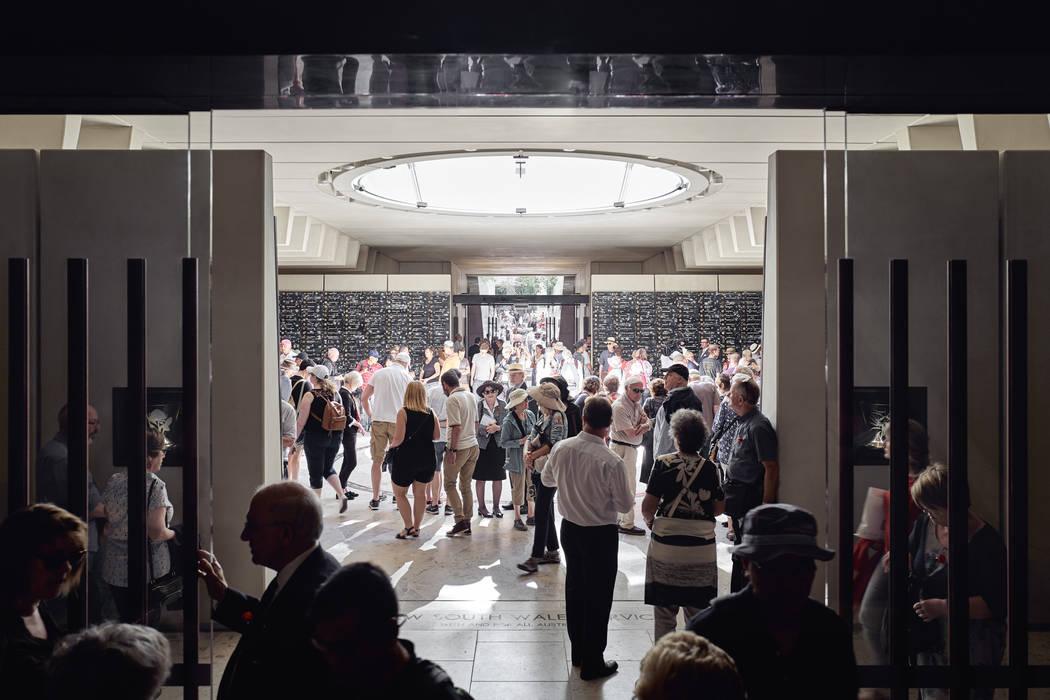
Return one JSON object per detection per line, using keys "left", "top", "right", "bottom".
{"left": 687, "top": 586, "right": 858, "bottom": 700}
{"left": 392, "top": 639, "right": 468, "bottom": 699}
{"left": 910, "top": 514, "right": 1008, "bottom": 620}
{"left": 564, "top": 400, "right": 583, "bottom": 438}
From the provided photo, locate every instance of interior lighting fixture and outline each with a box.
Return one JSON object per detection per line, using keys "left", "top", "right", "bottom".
{"left": 318, "top": 148, "right": 722, "bottom": 217}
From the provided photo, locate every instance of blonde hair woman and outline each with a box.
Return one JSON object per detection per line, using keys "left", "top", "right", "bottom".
{"left": 626, "top": 347, "right": 653, "bottom": 389}
{"left": 389, "top": 381, "right": 440, "bottom": 539}
{"left": 635, "top": 632, "right": 744, "bottom": 700}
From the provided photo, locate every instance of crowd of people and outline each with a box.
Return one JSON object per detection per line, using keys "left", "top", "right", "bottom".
{"left": 0, "top": 325, "right": 1005, "bottom": 699}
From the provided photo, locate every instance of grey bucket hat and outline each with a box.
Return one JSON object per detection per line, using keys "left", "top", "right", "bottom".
{"left": 728, "top": 503, "right": 835, "bottom": 562}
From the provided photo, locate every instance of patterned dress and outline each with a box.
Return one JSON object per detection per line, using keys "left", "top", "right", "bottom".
{"left": 644, "top": 452, "right": 723, "bottom": 608}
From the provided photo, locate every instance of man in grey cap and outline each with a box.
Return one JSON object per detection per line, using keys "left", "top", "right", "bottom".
{"left": 686, "top": 504, "right": 857, "bottom": 700}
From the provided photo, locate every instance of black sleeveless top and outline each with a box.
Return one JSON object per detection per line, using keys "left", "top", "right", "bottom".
{"left": 304, "top": 388, "right": 336, "bottom": 434}
{"left": 396, "top": 409, "right": 436, "bottom": 469}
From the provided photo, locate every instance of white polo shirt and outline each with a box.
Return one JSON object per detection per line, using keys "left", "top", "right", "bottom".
{"left": 367, "top": 364, "right": 412, "bottom": 423}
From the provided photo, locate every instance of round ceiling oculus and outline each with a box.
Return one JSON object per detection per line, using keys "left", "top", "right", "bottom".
{"left": 318, "top": 149, "right": 723, "bottom": 217}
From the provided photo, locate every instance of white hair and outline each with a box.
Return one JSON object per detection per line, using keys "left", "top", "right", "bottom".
{"left": 48, "top": 623, "right": 172, "bottom": 700}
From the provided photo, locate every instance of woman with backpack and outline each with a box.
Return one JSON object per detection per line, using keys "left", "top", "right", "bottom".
{"left": 296, "top": 365, "right": 349, "bottom": 512}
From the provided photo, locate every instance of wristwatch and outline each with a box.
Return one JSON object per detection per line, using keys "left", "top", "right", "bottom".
{"left": 445, "top": 447, "right": 457, "bottom": 453}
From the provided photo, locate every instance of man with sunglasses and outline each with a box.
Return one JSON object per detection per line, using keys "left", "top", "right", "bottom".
{"left": 686, "top": 504, "right": 857, "bottom": 700}
{"left": 610, "top": 375, "right": 651, "bottom": 535}
{"left": 197, "top": 481, "right": 339, "bottom": 700}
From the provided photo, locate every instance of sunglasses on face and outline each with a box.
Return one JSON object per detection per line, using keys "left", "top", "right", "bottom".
{"left": 482, "top": 389, "right": 498, "bottom": 395}
{"left": 628, "top": 388, "right": 643, "bottom": 393}
{"left": 39, "top": 548, "right": 86, "bottom": 572}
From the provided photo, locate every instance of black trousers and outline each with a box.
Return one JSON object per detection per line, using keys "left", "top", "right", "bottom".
{"left": 530, "top": 471, "right": 559, "bottom": 558}
{"left": 560, "top": 520, "right": 618, "bottom": 670}
{"left": 725, "top": 478, "right": 764, "bottom": 592}
{"left": 338, "top": 430, "right": 358, "bottom": 488}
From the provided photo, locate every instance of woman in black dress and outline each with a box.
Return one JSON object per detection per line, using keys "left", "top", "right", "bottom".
{"left": 389, "top": 380, "right": 440, "bottom": 539}
{"left": 472, "top": 380, "right": 508, "bottom": 518}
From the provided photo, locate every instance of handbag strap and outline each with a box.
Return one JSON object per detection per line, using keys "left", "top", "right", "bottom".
{"left": 660, "top": 458, "right": 707, "bottom": 517}
{"left": 146, "top": 477, "right": 162, "bottom": 583}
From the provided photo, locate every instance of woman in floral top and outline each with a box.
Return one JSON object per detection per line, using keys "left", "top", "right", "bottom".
{"left": 102, "top": 429, "right": 176, "bottom": 622}
{"left": 641, "top": 408, "right": 724, "bottom": 640}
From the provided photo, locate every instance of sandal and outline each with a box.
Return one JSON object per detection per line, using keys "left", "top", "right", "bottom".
{"left": 409, "top": 527, "right": 420, "bottom": 537}
{"left": 493, "top": 510, "right": 503, "bottom": 519}
{"left": 395, "top": 528, "right": 412, "bottom": 540}
{"left": 478, "top": 508, "right": 492, "bottom": 518}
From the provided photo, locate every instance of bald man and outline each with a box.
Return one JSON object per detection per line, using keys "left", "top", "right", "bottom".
{"left": 198, "top": 482, "right": 340, "bottom": 700}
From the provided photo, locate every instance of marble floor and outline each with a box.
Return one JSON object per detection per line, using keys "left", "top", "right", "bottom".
{"left": 160, "top": 438, "right": 1050, "bottom": 698}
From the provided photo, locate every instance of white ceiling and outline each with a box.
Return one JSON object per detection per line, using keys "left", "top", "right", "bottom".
{"left": 118, "top": 109, "right": 922, "bottom": 272}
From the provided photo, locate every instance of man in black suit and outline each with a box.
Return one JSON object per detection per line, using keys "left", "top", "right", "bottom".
{"left": 197, "top": 481, "right": 340, "bottom": 700}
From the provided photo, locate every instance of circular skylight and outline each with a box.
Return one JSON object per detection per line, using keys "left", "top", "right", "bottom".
{"left": 318, "top": 149, "right": 722, "bottom": 217}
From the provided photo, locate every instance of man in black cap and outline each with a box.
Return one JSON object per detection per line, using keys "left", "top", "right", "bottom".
{"left": 651, "top": 363, "right": 708, "bottom": 460}
{"left": 686, "top": 504, "right": 857, "bottom": 700}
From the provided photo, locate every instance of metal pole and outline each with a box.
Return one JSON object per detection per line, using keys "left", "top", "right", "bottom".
{"left": 67, "top": 259, "right": 89, "bottom": 630}
{"left": 1006, "top": 260, "right": 1028, "bottom": 699}
{"left": 8, "top": 259, "right": 30, "bottom": 513}
{"left": 888, "top": 259, "right": 910, "bottom": 697}
{"left": 182, "top": 258, "right": 199, "bottom": 699}
{"left": 127, "top": 259, "right": 148, "bottom": 623}
{"left": 837, "top": 259, "right": 855, "bottom": 623}
{"left": 947, "top": 260, "right": 970, "bottom": 694}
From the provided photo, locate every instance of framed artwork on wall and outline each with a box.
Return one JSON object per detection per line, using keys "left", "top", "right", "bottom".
{"left": 112, "top": 387, "right": 184, "bottom": 467}
{"left": 851, "top": 386, "right": 927, "bottom": 466}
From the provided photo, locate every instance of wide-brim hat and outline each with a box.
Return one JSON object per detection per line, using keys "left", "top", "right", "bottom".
{"left": 728, "top": 503, "right": 835, "bottom": 562}
{"left": 528, "top": 383, "right": 566, "bottom": 413}
{"left": 507, "top": 363, "right": 525, "bottom": 373}
{"left": 506, "top": 388, "right": 529, "bottom": 409}
{"left": 605, "top": 337, "right": 617, "bottom": 344}
{"left": 475, "top": 380, "right": 504, "bottom": 397}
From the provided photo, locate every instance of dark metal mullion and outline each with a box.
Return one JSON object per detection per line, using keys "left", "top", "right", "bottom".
{"left": 888, "top": 259, "right": 910, "bottom": 697}
{"left": 947, "top": 260, "right": 970, "bottom": 694}
{"left": 127, "top": 259, "right": 148, "bottom": 623}
{"left": 182, "top": 258, "right": 200, "bottom": 699}
{"left": 1006, "top": 260, "right": 1028, "bottom": 698}
{"left": 8, "top": 258, "right": 30, "bottom": 513}
{"left": 66, "top": 259, "right": 89, "bottom": 630}
{"left": 837, "top": 258, "right": 855, "bottom": 623}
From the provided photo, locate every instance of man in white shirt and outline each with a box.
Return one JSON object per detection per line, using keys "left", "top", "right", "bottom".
{"left": 442, "top": 369, "right": 479, "bottom": 536}
{"left": 360, "top": 351, "right": 412, "bottom": 511}
{"left": 609, "top": 375, "right": 650, "bottom": 535}
{"left": 541, "top": 396, "right": 634, "bottom": 682}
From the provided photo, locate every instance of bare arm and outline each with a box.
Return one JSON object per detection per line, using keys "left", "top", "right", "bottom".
{"left": 762, "top": 460, "right": 779, "bottom": 503}
{"left": 295, "top": 392, "right": 314, "bottom": 435}
{"left": 641, "top": 493, "right": 659, "bottom": 526}
{"left": 147, "top": 506, "right": 175, "bottom": 542}
{"left": 390, "top": 409, "right": 407, "bottom": 448}
{"left": 432, "top": 411, "right": 441, "bottom": 440}
{"left": 360, "top": 384, "right": 375, "bottom": 418}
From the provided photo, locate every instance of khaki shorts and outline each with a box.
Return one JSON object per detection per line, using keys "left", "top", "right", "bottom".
{"left": 509, "top": 470, "right": 533, "bottom": 507}
{"left": 370, "top": 421, "right": 397, "bottom": 463}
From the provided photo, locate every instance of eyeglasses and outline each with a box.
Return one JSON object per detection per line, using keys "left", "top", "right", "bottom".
{"left": 39, "top": 548, "right": 87, "bottom": 572}
{"left": 242, "top": 520, "right": 291, "bottom": 534}
{"left": 628, "top": 387, "right": 643, "bottom": 394}
{"left": 482, "top": 389, "right": 499, "bottom": 395}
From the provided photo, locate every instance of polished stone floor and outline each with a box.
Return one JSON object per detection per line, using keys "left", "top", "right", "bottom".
{"left": 160, "top": 438, "right": 1050, "bottom": 698}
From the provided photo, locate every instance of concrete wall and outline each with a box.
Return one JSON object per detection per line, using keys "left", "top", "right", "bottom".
{"left": 764, "top": 151, "right": 844, "bottom": 600}
{"left": 211, "top": 151, "right": 279, "bottom": 598}
{"left": 278, "top": 274, "right": 452, "bottom": 293}
{"left": 766, "top": 150, "right": 1005, "bottom": 611}
{"left": 0, "top": 149, "right": 277, "bottom": 612}
{"left": 999, "top": 151, "right": 1050, "bottom": 623}
{"left": 0, "top": 151, "right": 40, "bottom": 517}
{"left": 37, "top": 150, "right": 197, "bottom": 534}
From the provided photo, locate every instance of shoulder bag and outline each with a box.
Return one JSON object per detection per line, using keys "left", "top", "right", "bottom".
{"left": 650, "top": 458, "right": 713, "bottom": 538}
{"left": 146, "top": 478, "right": 183, "bottom": 612}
